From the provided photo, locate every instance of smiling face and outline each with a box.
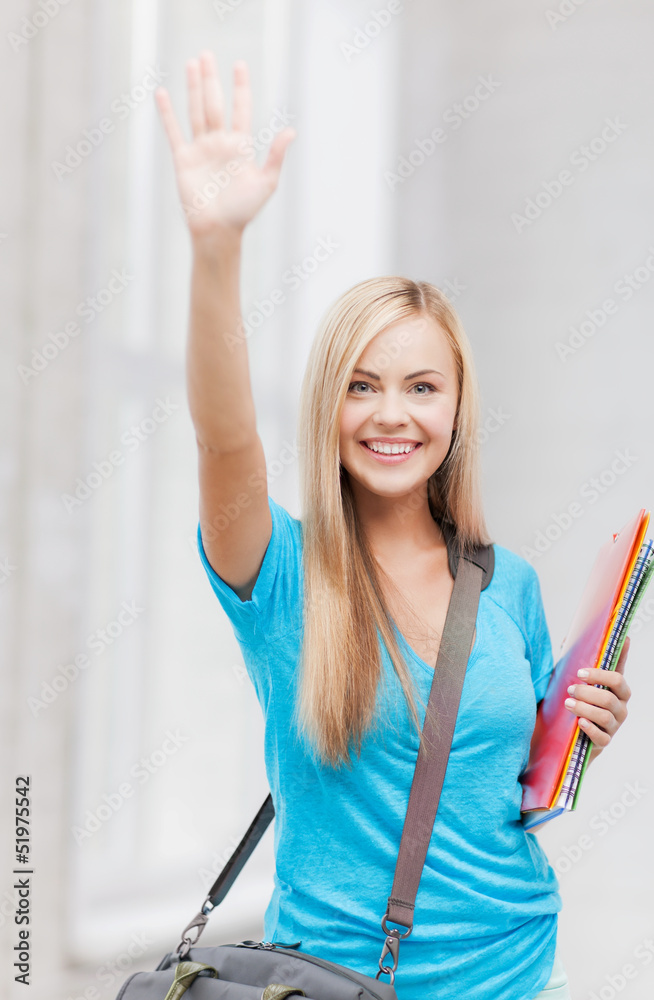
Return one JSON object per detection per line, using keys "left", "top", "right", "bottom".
{"left": 339, "top": 312, "right": 459, "bottom": 505}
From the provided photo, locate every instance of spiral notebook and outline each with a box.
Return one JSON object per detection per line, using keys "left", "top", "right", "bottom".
{"left": 520, "top": 508, "right": 653, "bottom": 831}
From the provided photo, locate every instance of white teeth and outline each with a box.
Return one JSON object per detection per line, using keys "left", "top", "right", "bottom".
{"left": 366, "top": 441, "right": 418, "bottom": 455}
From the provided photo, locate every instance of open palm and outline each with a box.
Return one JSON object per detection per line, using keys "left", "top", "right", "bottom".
{"left": 155, "top": 51, "right": 295, "bottom": 237}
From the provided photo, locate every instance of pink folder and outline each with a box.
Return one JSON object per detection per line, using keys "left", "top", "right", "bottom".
{"left": 520, "top": 508, "right": 650, "bottom": 814}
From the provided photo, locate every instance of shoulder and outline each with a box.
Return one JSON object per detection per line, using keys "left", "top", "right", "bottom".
{"left": 489, "top": 541, "right": 540, "bottom": 593}
{"left": 484, "top": 542, "right": 545, "bottom": 633}
{"left": 267, "top": 495, "right": 304, "bottom": 573}
{"left": 487, "top": 545, "right": 553, "bottom": 695}
{"left": 268, "top": 493, "right": 303, "bottom": 540}
{"left": 197, "top": 493, "right": 305, "bottom": 644}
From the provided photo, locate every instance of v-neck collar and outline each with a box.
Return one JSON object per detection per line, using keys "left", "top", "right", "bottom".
{"left": 391, "top": 608, "right": 482, "bottom": 678}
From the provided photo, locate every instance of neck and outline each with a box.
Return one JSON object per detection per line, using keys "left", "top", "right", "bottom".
{"left": 348, "top": 477, "right": 446, "bottom": 561}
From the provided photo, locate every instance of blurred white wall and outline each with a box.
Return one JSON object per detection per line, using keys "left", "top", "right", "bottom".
{"left": 1, "top": 1, "right": 653, "bottom": 999}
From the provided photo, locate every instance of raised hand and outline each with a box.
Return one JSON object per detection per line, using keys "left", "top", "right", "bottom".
{"left": 154, "top": 50, "right": 296, "bottom": 239}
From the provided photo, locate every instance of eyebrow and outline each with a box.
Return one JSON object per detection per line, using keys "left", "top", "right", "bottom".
{"left": 352, "top": 368, "right": 444, "bottom": 381}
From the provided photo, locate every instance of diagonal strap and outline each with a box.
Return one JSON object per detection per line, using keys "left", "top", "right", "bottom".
{"left": 206, "top": 795, "right": 275, "bottom": 909}
{"left": 384, "top": 554, "right": 482, "bottom": 930}
{"left": 374, "top": 554, "right": 483, "bottom": 984}
{"left": 175, "top": 797, "right": 275, "bottom": 956}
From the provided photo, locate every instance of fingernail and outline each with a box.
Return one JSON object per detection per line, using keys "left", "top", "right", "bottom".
{"left": 565, "top": 698, "right": 576, "bottom": 708}
{"left": 577, "top": 669, "right": 589, "bottom": 678}
{"left": 567, "top": 685, "right": 576, "bottom": 695}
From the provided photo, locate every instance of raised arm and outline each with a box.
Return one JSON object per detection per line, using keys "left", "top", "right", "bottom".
{"left": 155, "top": 51, "right": 295, "bottom": 600}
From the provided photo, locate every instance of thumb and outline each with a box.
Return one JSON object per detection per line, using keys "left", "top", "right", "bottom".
{"left": 615, "top": 635, "right": 631, "bottom": 674}
{"left": 261, "top": 126, "right": 296, "bottom": 187}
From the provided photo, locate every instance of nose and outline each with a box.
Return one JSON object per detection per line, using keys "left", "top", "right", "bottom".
{"left": 371, "top": 388, "right": 410, "bottom": 428}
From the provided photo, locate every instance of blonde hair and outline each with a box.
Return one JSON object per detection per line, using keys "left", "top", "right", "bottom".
{"left": 295, "top": 276, "right": 492, "bottom": 767}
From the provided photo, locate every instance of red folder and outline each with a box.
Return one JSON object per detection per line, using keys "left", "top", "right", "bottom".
{"left": 520, "top": 509, "right": 650, "bottom": 814}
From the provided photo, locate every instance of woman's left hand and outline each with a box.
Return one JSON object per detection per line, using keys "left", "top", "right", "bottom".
{"left": 564, "top": 636, "right": 632, "bottom": 762}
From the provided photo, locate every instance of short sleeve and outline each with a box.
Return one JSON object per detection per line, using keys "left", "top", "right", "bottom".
{"left": 521, "top": 563, "right": 554, "bottom": 704}
{"left": 197, "top": 494, "right": 303, "bottom": 646}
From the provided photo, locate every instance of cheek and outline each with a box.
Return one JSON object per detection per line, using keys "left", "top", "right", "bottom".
{"left": 339, "top": 403, "right": 359, "bottom": 443}
{"left": 419, "top": 413, "right": 451, "bottom": 442}
{"left": 428, "top": 399, "right": 457, "bottom": 433}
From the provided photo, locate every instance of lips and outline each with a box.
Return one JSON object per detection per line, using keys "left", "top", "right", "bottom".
{"left": 359, "top": 440, "right": 423, "bottom": 464}
{"left": 361, "top": 441, "right": 421, "bottom": 451}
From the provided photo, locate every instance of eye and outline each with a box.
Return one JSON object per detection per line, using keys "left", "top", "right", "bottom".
{"left": 346, "top": 381, "right": 437, "bottom": 395}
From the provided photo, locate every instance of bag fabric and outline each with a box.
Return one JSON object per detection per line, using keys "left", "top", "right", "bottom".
{"left": 117, "top": 943, "right": 400, "bottom": 1000}
{"left": 115, "top": 942, "right": 573, "bottom": 1000}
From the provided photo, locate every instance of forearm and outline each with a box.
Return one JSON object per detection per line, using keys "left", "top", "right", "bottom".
{"left": 186, "top": 228, "right": 257, "bottom": 450}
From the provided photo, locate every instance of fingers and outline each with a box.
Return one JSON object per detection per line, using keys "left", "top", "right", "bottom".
{"left": 231, "top": 60, "right": 252, "bottom": 135}
{"left": 566, "top": 681, "right": 618, "bottom": 710}
{"left": 154, "top": 87, "right": 186, "bottom": 155}
{"left": 200, "top": 50, "right": 224, "bottom": 131}
{"left": 175, "top": 52, "right": 241, "bottom": 139}
{"left": 572, "top": 665, "right": 632, "bottom": 703}
{"left": 261, "top": 126, "right": 297, "bottom": 185}
{"left": 574, "top": 685, "right": 627, "bottom": 717}
{"left": 566, "top": 696, "right": 621, "bottom": 735}
{"left": 576, "top": 715, "right": 612, "bottom": 749}
{"left": 565, "top": 659, "right": 632, "bottom": 748}
{"left": 187, "top": 58, "right": 206, "bottom": 139}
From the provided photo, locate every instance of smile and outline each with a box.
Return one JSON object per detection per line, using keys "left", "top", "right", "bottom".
{"left": 359, "top": 440, "right": 422, "bottom": 464}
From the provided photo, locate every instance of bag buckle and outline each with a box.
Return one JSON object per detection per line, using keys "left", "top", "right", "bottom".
{"left": 176, "top": 910, "right": 210, "bottom": 959}
{"left": 375, "top": 913, "right": 412, "bottom": 985}
{"left": 175, "top": 895, "right": 214, "bottom": 958}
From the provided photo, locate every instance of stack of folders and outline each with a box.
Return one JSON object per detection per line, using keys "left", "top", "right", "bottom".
{"left": 520, "top": 508, "right": 654, "bottom": 831}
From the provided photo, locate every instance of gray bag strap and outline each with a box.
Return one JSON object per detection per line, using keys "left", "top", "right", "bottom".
{"left": 375, "top": 552, "right": 484, "bottom": 985}
{"left": 178, "top": 543, "right": 492, "bottom": 971}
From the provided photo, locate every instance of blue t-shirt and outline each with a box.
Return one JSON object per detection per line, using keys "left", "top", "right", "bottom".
{"left": 197, "top": 496, "right": 562, "bottom": 1000}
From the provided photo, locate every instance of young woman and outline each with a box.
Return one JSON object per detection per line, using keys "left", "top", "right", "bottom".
{"left": 154, "top": 50, "right": 631, "bottom": 1000}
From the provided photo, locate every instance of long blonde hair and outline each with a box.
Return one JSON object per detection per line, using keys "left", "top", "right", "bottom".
{"left": 295, "top": 276, "right": 492, "bottom": 767}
